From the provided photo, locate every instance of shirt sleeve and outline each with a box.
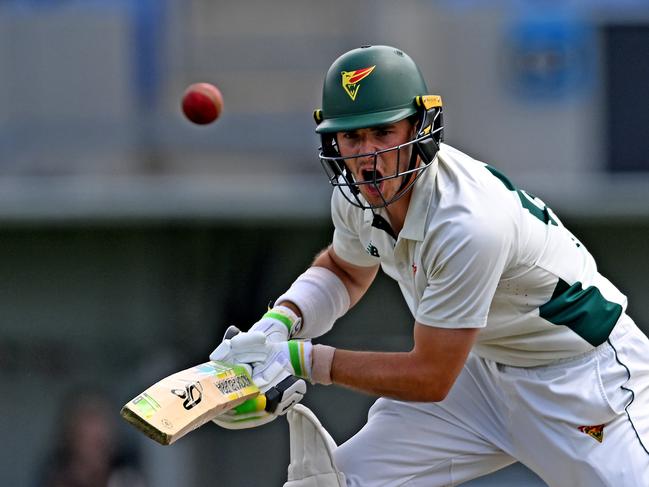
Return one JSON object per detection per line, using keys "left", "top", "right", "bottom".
{"left": 330, "top": 189, "right": 379, "bottom": 267}
{"left": 415, "top": 214, "right": 513, "bottom": 328}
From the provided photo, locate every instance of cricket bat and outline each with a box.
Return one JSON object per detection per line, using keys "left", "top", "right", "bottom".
{"left": 120, "top": 360, "right": 261, "bottom": 445}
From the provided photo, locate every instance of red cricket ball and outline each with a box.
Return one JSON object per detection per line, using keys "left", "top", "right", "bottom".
{"left": 181, "top": 82, "right": 223, "bottom": 125}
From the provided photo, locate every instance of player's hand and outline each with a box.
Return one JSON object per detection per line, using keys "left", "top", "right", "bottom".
{"left": 212, "top": 375, "right": 307, "bottom": 430}
{"left": 210, "top": 329, "right": 267, "bottom": 365}
{"left": 209, "top": 304, "right": 301, "bottom": 365}
{"left": 211, "top": 331, "right": 313, "bottom": 387}
{"left": 210, "top": 325, "right": 253, "bottom": 376}
{"left": 210, "top": 327, "right": 308, "bottom": 429}
{"left": 249, "top": 305, "right": 303, "bottom": 342}
{"left": 251, "top": 338, "right": 313, "bottom": 389}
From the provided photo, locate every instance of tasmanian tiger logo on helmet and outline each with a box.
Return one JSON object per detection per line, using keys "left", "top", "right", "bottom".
{"left": 341, "top": 66, "right": 375, "bottom": 100}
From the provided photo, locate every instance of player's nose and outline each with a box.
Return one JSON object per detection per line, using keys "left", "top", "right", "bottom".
{"left": 354, "top": 135, "right": 378, "bottom": 162}
{"left": 359, "top": 134, "right": 377, "bottom": 152}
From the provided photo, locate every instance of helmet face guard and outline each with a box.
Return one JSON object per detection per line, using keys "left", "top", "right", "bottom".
{"left": 316, "top": 95, "right": 444, "bottom": 209}
{"left": 314, "top": 45, "right": 444, "bottom": 209}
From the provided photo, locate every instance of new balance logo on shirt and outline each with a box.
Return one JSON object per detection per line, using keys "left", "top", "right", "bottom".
{"left": 366, "top": 242, "right": 380, "bottom": 257}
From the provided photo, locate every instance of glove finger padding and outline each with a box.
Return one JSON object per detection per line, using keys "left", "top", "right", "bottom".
{"left": 208, "top": 325, "right": 242, "bottom": 363}
{"left": 284, "top": 405, "right": 346, "bottom": 487}
{"left": 253, "top": 357, "right": 292, "bottom": 390}
{"left": 223, "top": 325, "right": 241, "bottom": 340}
{"left": 210, "top": 331, "right": 269, "bottom": 364}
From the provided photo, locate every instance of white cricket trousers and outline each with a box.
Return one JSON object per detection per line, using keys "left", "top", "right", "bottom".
{"left": 334, "top": 317, "right": 649, "bottom": 486}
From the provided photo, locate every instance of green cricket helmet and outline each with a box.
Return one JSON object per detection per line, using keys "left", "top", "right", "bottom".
{"left": 314, "top": 45, "right": 444, "bottom": 209}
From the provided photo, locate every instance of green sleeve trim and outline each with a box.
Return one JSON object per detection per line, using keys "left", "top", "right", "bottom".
{"left": 263, "top": 311, "right": 293, "bottom": 332}
{"left": 288, "top": 341, "right": 303, "bottom": 377}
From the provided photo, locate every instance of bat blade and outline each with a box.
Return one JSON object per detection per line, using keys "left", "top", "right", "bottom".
{"left": 120, "top": 360, "right": 259, "bottom": 445}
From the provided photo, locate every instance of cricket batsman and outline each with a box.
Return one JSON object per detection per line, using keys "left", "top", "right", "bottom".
{"left": 211, "top": 45, "right": 649, "bottom": 486}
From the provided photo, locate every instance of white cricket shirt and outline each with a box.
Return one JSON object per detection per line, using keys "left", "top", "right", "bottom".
{"left": 331, "top": 143, "right": 629, "bottom": 366}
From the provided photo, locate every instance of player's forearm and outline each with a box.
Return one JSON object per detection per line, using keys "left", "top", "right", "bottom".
{"left": 328, "top": 326, "right": 479, "bottom": 402}
{"left": 330, "top": 349, "right": 455, "bottom": 402}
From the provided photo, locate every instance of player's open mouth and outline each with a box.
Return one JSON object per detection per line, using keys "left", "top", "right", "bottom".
{"left": 360, "top": 169, "right": 384, "bottom": 197}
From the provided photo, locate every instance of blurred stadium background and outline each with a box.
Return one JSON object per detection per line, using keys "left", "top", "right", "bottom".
{"left": 1, "top": 0, "right": 648, "bottom": 485}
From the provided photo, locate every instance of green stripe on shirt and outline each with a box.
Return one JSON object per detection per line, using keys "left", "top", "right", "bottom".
{"left": 539, "top": 278, "right": 622, "bottom": 346}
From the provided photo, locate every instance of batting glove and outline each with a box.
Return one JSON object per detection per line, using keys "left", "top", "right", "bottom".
{"left": 249, "top": 305, "right": 303, "bottom": 342}
{"left": 209, "top": 305, "right": 301, "bottom": 366}
{"left": 210, "top": 327, "right": 308, "bottom": 430}
{"left": 211, "top": 331, "right": 313, "bottom": 387}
